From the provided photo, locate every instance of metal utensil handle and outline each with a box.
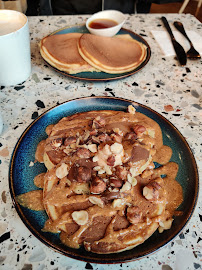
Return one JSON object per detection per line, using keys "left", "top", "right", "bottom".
{"left": 174, "top": 21, "right": 192, "bottom": 45}
{"left": 161, "top": 16, "right": 175, "bottom": 40}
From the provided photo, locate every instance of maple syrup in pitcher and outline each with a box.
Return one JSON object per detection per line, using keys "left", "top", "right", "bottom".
{"left": 89, "top": 19, "right": 118, "bottom": 29}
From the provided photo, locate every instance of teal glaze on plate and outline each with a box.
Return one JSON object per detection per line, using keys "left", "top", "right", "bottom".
{"left": 9, "top": 97, "right": 199, "bottom": 263}
{"left": 44, "top": 25, "right": 151, "bottom": 81}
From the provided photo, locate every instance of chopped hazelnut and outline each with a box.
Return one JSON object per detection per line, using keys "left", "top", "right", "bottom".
{"left": 143, "top": 181, "right": 161, "bottom": 200}
{"left": 56, "top": 163, "right": 68, "bottom": 179}
{"left": 98, "top": 133, "right": 110, "bottom": 142}
{"left": 89, "top": 196, "right": 104, "bottom": 208}
{"left": 90, "top": 176, "right": 107, "bottom": 194}
{"left": 64, "top": 136, "right": 76, "bottom": 146}
{"left": 87, "top": 144, "right": 97, "bottom": 153}
{"left": 93, "top": 166, "right": 101, "bottom": 171}
{"left": 127, "top": 206, "right": 142, "bottom": 224}
{"left": 70, "top": 143, "right": 76, "bottom": 149}
{"left": 120, "top": 181, "right": 131, "bottom": 192}
{"left": 74, "top": 166, "right": 91, "bottom": 183}
{"left": 76, "top": 148, "right": 91, "bottom": 158}
{"left": 92, "top": 136, "right": 100, "bottom": 144}
{"left": 63, "top": 148, "right": 72, "bottom": 155}
{"left": 51, "top": 138, "right": 63, "bottom": 148}
{"left": 110, "top": 176, "right": 123, "bottom": 188}
{"left": 124, "top": 132, "right": 137, "bottom": 141}
{"left": 90, "top": 129, "right": 98, "bottom": 136}
{"left": 127, "top": 174, "right": 137, "bottom": 186}
{"left": 115, "top": 165, "right": 128, "bottom": 180}
{"left": 92, "top": 155, "right": 99, "bottom": 162}
{"left": 112, "top": 198, "right": 125, "bottom": 208}
{"left": 128, "top": 105, "right": 136, "bottom": 114}
{"left": 113, "top": 128, "right": 123, "bottom": 136}
{"left": 105, "top": 165, "right": 112, "bottom": 175}
{"left": 102, "top": 144, "right": 112, "bottom": 156}
{"left": 82, "top": 130, "right": 90, "bottom": 142}
{"left": 132, "top": 125, "right": 146, "bottom": 137}
{"left": 158, "top": 218, "right": 173, "bottom": 233}
{"left": 110, "top": 143, "right": 123, "bottom": 154}
{"left": 110, "top": 133, "right": 122, "bottom": 143}
{"left": 98, "top": 168, "right": 106, "bottom": 175}
{"left": 92, "top": 116, "right": 105, "bottom": 129}
{"left": 73, "top": 183, "right": 90, "bottom": 194}
{"left": 72, "top": 210, "right": 88, "bottom": 226}
{"left": 107, "top": 155, "right": 115, "bottom": 167}
{"left": 101, "top": 190, "right": 121, "bottom": 201}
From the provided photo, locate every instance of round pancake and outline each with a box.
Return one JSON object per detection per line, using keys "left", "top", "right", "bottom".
{"left": 39, "top": 108, "right": 167, "bottom": 254}
{"left": 19, "top": 107, "right": 183, "bottom": 254}
{"left": 78, "top": 34, "right": 147, "bottom": 74}
{"left": 40, "top": 33, "right": 98, "bottom": 74}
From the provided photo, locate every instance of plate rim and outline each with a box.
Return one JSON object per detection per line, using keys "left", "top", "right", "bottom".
{"left": 40, "top": 24, "right": 151, "bottom": 81}
{"left": 9, "top": 96, "right": 199, "bottom": 264}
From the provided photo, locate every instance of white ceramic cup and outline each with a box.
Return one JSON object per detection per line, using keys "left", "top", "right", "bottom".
{"left": 0, "top": 10, "right": 31, "bottom": 86}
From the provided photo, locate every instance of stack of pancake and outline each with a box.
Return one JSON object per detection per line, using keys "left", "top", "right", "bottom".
{"left": 40, "top": 32, "right": 147, "bottom": 74}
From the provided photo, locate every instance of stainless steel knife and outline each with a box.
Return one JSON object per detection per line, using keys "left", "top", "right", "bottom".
{"left": 161, "top": 16, "right": 187, "bottom": 66}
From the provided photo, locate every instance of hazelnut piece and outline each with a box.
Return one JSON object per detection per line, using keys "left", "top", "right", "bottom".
{"left": 92, "top": 116, "right": 105, "bottom": 129}
{"left": 89, "top": 196, "right": 104, "bottom": 208}
{"left": 127, "top": 206, "right": 142, "bottom": 224}
{"left": 101, "top": 191, "right": 121, "bottom": 201}
{"left": 158, "top": 218, "right": 173, "bottom": 233}
{"left": 90, "top": 129, "right": 98, "bottom": 136}
{"left": 87, "top": 144, "right": 97, "bottom": 153}
{"left": 143, "top": 181, "right": 161, "bottom": 200}
{"left": 98, "top": 133, "right": 110, "bottom": 142}
{"left": 115, "top": 165, "right": 128, "bottom": 180}
{"left": 64, "top": 136, "right": 76, "bottom": 146}
{"left": 107, "top": 155, "right": 115, "bottom": 167}
{"left": 73, "top": 183, "right": 90, "bottom": 194}
{"left": 132, "top": 125, "right": 146, "bottom": 137}
{"left": 90, "top": 176, "right": 106, "bottom": 194}
{"left": 124, "top": 132, "right": 137, "bottom": 141}
{"left": 56, "top": 163, "right": 68, "bottom": 179}
{"left": 51, "top": 138, "right": 63, "bottom": 148}
{"left": 76, "top": 148, "right": 91, "bottom": 159}
{"left": 112, "top": 198, "right": 125, "bottom": 208}
{"left": 110, "top": 176, "right": 123, "bottom": 188}
{"left": 110, "top": 143, "right": 123, "bottom": 154}
{"left": 72, "top": 210, "right": 88, "bottom": 226}
{"left": 128, "top": 105, "right": 136, "bottom": 114}
{"left": 120, "top": 181, "right": 131, "bottom": 192}
{"left": 74, "top": 166, "right": 91, "bottom": 183}
{"left": 111, "top": 133, "right": 122, "bottom": 143}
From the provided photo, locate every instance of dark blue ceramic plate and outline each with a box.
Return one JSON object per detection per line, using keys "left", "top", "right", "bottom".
{"left": 9, "top": 97, "right": 199, "bottom": 263}
{"left": 41, "top": 25, "right": 151, "bottom": 81}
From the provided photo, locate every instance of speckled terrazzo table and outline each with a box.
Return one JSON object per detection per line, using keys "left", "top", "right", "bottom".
{"left": 0, "top": 13, "right": 201, "bottom": 270}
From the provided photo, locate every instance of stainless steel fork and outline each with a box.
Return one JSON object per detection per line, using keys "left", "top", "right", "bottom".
{"left": 174, "top": 21, "right": 201, "bottom": 60}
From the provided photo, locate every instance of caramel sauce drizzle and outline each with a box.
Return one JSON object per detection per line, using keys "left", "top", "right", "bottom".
{"left": 16, "top": 190, "right": 44, "bottom": 211}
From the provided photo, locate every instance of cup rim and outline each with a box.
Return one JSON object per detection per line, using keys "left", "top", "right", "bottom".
{"left": 0, "top": 9, "right": 28, "bottom": 38}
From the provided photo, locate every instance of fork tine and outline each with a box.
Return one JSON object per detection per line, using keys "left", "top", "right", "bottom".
{"left": 187, "top": 46, "right": 201, "bottom": 60}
